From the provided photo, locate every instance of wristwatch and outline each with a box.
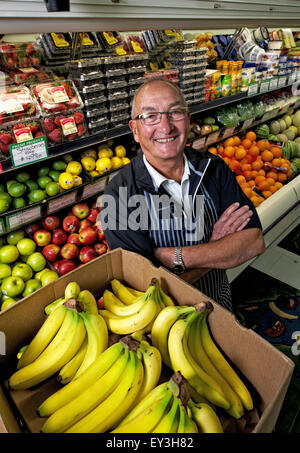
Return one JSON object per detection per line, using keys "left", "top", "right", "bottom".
{"left": 173, "top": 247, "right": 185, "bottom": 275}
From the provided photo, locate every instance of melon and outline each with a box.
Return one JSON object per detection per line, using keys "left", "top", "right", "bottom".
{"left": 276, "top": 133, "right": 288, "bottom": 142}
{"left": 283, "top": 129, "right": 295, "bottom": 140}
{"left": 288, "top": 125, "right": 298, "bottom": 136}
{"left": 283, "top": 114, "right": 292, "bottom": 128}
{"left": 294, "top": 136, "right": 300, "bottom": 144}
{"left": 292, "top": 110, "right": 300, "bottom": 127}
{"left": 270, "top": 120, "right": 281, "bottom": 135}
{"left": 279, "top": 119, "right": 287, "bottom": 132}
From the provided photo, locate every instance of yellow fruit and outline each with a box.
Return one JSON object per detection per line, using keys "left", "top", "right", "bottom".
{"left": 110, "top": 156, "right": 123, "bottom": 170}
{"left": 121, "top": 157, "right": 131, "bottom": 166}
{"left": 74, "top": 176, "right": 83, "bottom": 186}
{"left": 115, "top": 145, "right": 126, "bottom": 158}
{"left": 81, "top": 149, "right": 97, "bottom": 160}
{"left": 63, "top": 153, "right": 73, "bottom": 163}
{"left": 58, "top": 172, "right": 74, "bottom": 190}
{"left": 81, "top": 156, "right": 96, "bottom": 172}
{"left": 66, "top": 161, "right": 82, "bottom": 176}
{"left": 98, "top": 143, "right": 109, "bottom": 151}
{"left": 89, "top": 170, "right": 99, "bottom": 178}
{"left": 96, "top": 157, "right": 112, "bottom": 174}
{"left": 98, "top": 148, "right": 113, "bottom": 159}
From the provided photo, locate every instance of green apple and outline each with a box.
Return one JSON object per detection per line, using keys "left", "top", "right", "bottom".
{"left": 6, "top": 229, "right": 25, "bottom": 245}
{"left": 0, "top": 244, "right": 19, "bottom": 264}
{"left": 34, "top": 268, "right": 51, "bottom": 281}
{"left": 1, "top": 297, "right": 17, "bottom": 311}
{"left": 12, "top": 263, "right": 33, "bottom": 281}
{"left": 1, "top": 276, "right": 25, "bottom": 298}
{"left": 16, "top": 238, "right": 36, "bottom": 256}
{"left": 26, "top": 252, "right": 46, "bottom": 272}
{"left": 0, "top": 263, "right": 11, "bottom": 280}
{"left": 41, "top": 270, "right": 59, "bottom": 287}
{"left": 22, "top": 279, "right": 42, "bottom": 298}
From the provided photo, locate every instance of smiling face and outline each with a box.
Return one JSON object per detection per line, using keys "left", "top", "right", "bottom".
{"left": 129, "top": 80, "right": 190, "bottom": 168}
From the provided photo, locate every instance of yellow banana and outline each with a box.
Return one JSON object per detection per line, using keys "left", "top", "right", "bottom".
{"left": 77, "top": 290, "right": 98, "bottom": 314}
{"left": 188, "top": 399, "right": 223, "bottom": 433}
{"left": 65, "top": 281, "right": 81, "bottom": 300}
{"left": 17, "top": 304, "right": 67, "bottom": 369}
{"left": 200, "top": 312, "right": 253, "bottom": 411}
{"left": 38, "top": 342, "right": 125, "bottom": 417}
{"left": 103, "top": 289, "right": 125, "bottom": 308}
{"left": 66, "top": 350, "right": 144, "bottom": 433}
{"left": 151, "top": 305, "right": 196, "bottom": 369}
{"left": 103, "top": 289, "right": 151, "bottom": 317}
{"left": 41, "top": 347, "right": 130, "bottom": 433}
{"left": 111, "top": 386, "right": 173, "bottom": 433}
{"left": 268, "top": 301, "right": 298, "bottom": 320}
{"left": 156, "top": 282, "right": 175, "bottom": 307}
{"left": 187, "top": 312, "right": 244, "bottom": 419}
{"left": 168, "top": 317, "right": 230, "bottom": 410}
{"left": 73, "top": 311, "right": 108, "bottom": 379}
{"left": 17, "top": 345, "right": 28, "bottom": 361}
{"left": 44, "top": 297, "right": 66, "bottom": 315}
{"left": 152, "top": 394, "right": 180, "bottom": 433}
{"left": 177, "top": 402, "right": 198, "bottom": 433}
{"left": 111, "top": 279, "right": 137, "bottom": 305}
{"left": 127, "top": 287, "right": 145, "bottom": 298}
{"left": 57, "top": 337, "right": 88, "bottom": 385}
{"left": 135, "top": 340, "right": 162, "bottom": 403}
{"left": 9, "top": 310, "right": 86, "bottom": 390}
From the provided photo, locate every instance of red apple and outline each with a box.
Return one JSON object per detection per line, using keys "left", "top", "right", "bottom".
{"left": 33, "top": 229, "right": 52, "bottom": 246}
{"left": 62, "top": 215, "right": 80, "bottom": 233}
{"left": 87, "top": 208, "right": 99, "bottom": 223}
{"left": 57, "top": 259, "right": 77, "bottom": 276}
{"left": 79, "top": 227, "right": 98, "bottom": 246}
{"left": 79, "top": 245, "right": 98, "bottom": 264}
{"left": 26, "top": 223, "right": 40, "bottom": 235}
{"left": 72, "top": 203, "right": 90, "bottom": 219}
{"left": 94, "top": 242, "right": 107, "bottom": 256}
{"left": 94, "top": 221, "right": 105, "bottom": 241}
{"left": 60, "top": 243, "right": 79, "bottom": 260}
{"left": 103, "top": 239, "right": 110, "bottom": 252}
{"left": 42, "top": 215, "right": 60, "bottom": 231}
{"left": 52, "top": 228, "right": 68, "bottom": 246}
{"left": 67, "top": 233, "right": 81, "bottom": 246}
{"left": 90, "top": 201, "right": 97, "bottom": 209}
{"left": 42, "top": 244, "right": 60, "bottom": 262}
{"left": 52, "top": 261, "right": 61, "bottom": 272}
{"left": 79, "top": 219, "right": 93, "bottom": 232}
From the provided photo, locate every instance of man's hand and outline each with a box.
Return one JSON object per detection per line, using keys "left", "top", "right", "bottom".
{"left": 210, "top": 202, "right": 253, "bottom": 242}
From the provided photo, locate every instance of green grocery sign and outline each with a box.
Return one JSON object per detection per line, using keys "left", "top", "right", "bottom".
{"left": 9, "top": 136, "right": 48, "bottom": 168}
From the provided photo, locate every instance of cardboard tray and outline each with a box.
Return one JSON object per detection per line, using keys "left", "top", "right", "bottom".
{"left": 0, "top": 249, "right": 295, "bottom": 433}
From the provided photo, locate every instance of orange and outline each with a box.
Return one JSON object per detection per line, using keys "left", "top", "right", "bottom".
{"left": 240, "top": 182, "right": 250, "bottom": 190}
{"left": 248, "top": 179, "right": 256, "bottom": 188}
{"left": 243, "top": 187, "right": 254, "bottom": 198}
{"left": 251, "top": 159, "right": 263, "bottom": 171}
{"left": 277, "top": 172, "right": 287, "bottom": 182}
{"left": 224, "top": 137, "right": 235, "bottom": 147}
{"left": 251, "top": 170, "right": 258, "bottom": 179}
{"left": 275, "top": 181, "right": 283, "bottom": 190}
{"left": 270, "top": 146, "right": 282, "bottom": 158}
{"left": 250, "top": 196, "right": 262, "bottom": 207}
{"left": 255, "top": 175, "right": 266, "bottom": 186}
{"left": 241, "top": 163, "right": 252, "bottom": 172}
{"left": 245, "top": 131, "right": 256, "bottom": 142}
{"left": 269, "top": 185, "right": 278, "bottom": 194}
{"left": 258, "top": 180, "right": 270, "bottom": 191}
{"left": 257, "top": 140, "right": 271, "bottom": 151}
{"left": 234, "top": 148, "right": 247, "bottom": 160}
{"left": 243, "top": 170, "right": 253, "bottom": 181}
{"left": 261, "top": 150, "right": 273, "bottom": 162}
{"left": 236, "top": 175, "right": 246, "bottom": 185}
{"left": 218, "top": 145, "right": 224, "bottom": 155}
{"left": 223, "top": 157, "right": 230, "bottom": 165}
{"left": 266, "top": 177, "right": 275, "bottom": 186}
{"left": 224, "top": 146, "right": 235, "bottom": 158}
{"left": 266, "top": 170, "right": 278, "bottom": 181}
{"left": 287, "top": 169, "right": 293, "bottom": 178}
{"left": 208, "top": 147, "right": 218, "bottom": 155}
{"left": 241, "top": 138, "right": 252, "bottom": 149}
{"left": 272, "top": 158, "right": 281, "bottom": 167}
{"left": 258, "top": 169, "right": 266, "bottom": 176}
{"left": 248, "top": 145, "right": 259, "bottom": 157}
{"left": 262, "top": 190, "right": 272, "bottom": 198}
{"left": 233, "top": 136, "right": 241, "bottom": 146}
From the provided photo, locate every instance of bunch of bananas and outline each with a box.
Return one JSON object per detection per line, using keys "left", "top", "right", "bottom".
{"left": 152, "top": 301, "right": 253, "bottom": 419}
{"left": 9, "top": 282, "right": 108, "bottom": 390}
{"left": 38, "top": 335, "right": 161, "bottom": 433}
{"left": 111, "top": 371, "right": 223, "bottom": 433}
{"left": 99, "top": 278, "right": 175, "bottom": 335}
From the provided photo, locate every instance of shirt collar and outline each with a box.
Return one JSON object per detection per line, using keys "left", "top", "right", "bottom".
{"left": 143, "top": 153, "right": 190, "bottom": 191}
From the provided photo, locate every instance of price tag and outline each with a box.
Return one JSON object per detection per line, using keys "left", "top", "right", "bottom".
{"left": 192, "top": 136, "right": 206, "bottom": 150}
{"left": 81, "top": 178, "right": 107, "bottom": 199}
{"left": 247, "top": 82, "right": 259, "bottom": 96}
{"left": 278, "top": 76, "right": 287, "bottom": 88}
{"left": 260, "top": 79, "right": 270, "bottom": 93}
{"left": 6, "top": 205, "right": 41, "bottom": 230}
{"left": 222, "top": 127, "right": 236, "bottom": 139}
{"left": 205, "top": 131, "right": 220, "bottom": 146}
{"left": 240, "top": 118, "right": 253, "bottom": 131}
{"left": 9, "top": 136, "right": 48, "bottom": 168}
{"left": 269, "top": 77, "right": 278, "bottom": 91}
{"left": 288, "top": 74, "right": 295, "bottom": 85}
{"left": 0, "top": 218, "right": 5, "bottom": 235}
{"left": 47, "top": 191, "right": 77, "bottom": 214}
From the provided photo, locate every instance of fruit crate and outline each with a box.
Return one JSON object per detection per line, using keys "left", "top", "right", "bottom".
{"left": 0, "top": 84, "right": 40, "bottom": 127}
{"left": 0, "top": 42, "right": 42, "bottom": 70}
{"left": 41, "top": 109, "right": 89, "bottom": 147}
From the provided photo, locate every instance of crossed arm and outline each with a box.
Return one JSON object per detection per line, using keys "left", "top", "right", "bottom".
{"left": 154, "top": 202, "right": 265, "bottom": 284}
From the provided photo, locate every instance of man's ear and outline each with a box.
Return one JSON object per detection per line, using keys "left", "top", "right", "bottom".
{"left": 129, "top": 119, "right": 140, "bottom": 143}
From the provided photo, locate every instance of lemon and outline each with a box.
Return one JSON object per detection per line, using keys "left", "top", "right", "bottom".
{"left": 121, "top": 157, "right": 131, "bottom": 166}
{"left": 58, "top": 172, "right": 74, "bottom": 190}
{"left": 63, "top": 153, "right": 74, "bottom": 163}
{"left": 81, "top": 148, "right": 97, "bottom": 160}
{"left": 81, "top": 156, "right": 96, "bottom": 172}
{"left": 111, "top": 156, "right": 123, "bottom": 170}
{"left": 115, "top": 145, "right": 126, "bottom": 158}
{"left": 98, "top": 143, "right": 109, "bottom": 151}
{"left": 66, "top": 161, "right": 82, "bottom": 176}
{"left": 74, "top": 176, "right": 83, "bottom": 186}
{"left": 89, "top": 170, "right": 99, "bottom": 178}
{"left": 96, "top": 157, "right": 112, "bottom": 175}
{"left": 98, "top": 147, "right": 113, "bottom": 159}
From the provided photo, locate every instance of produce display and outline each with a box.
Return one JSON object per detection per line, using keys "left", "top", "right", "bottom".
{"left": 0, "top": 85, "right": 38, "bottom": 126}
{"left": 0, "top": 42, "right": 42, "bottom": 69}
{"left": 31, "top": 79, "right": 83, "bottom": 115}
{"left": 80, "top": 142, "right": 131, "bottom": 178}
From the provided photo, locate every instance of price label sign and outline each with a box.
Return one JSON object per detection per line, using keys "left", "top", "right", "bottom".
{"left": 269, "top": 77, "right": 278, "bottom": 91}
{"left": 47, "top": 191, "right": 77, "bottom": 214}
{"left": 81, "top": 178, "right": 107, "bottom": 199}
{"left": 0, "top": 218, "right": 5, "bottom": 235}
{"left": 260, "top": 79, "right": 270, "bottom": 93}
{"left": 288, "top": 73, "right": 296, "bottom": 85}
{"left": 192, "top": 136, "right": 206, "bottom": 150}
{"left": 278, "top": 76, "right": 287, "bottom": 88}
{"left": 247, "top": 82, "right": 259, "bottom": 97}
{"left": 6, "top": 205, "right": 41, "bottom": 230}
{"left": 9, "top": 136, "right": 48, "bottom": 168}
{"left": 240, "top": 118, "right": 253, "bottom": 131}
{"left": 205, "top": 131, "right": 220, "bottom": 146}
{"left": 222, "top": 127, "right": 236, "bottom": 139}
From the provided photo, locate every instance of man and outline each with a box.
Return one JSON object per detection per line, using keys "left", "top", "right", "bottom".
{"left": 100, "top": 77, "right": 265, "bottom": 310}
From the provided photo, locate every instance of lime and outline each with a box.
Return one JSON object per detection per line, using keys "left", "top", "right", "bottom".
{"left": 45, "top": 182, "right": 60, "bottom": 197}
{"left": 15, "top": 171, "right": 31, "bottom": 183}
{"left": 25, "top": 180, "right": 38, "bottom": 191}
{"left": 0, "top": 184, "right": 5, "bottom": 193}
{"left": 37, "top": 176, "right": 52, "bottom": 189}
{"left": 7, "top": 182, "right": 27, "bottom": 198}
{"left": 28, "top": 189, "right": 46, "bottom": 203}
{"left": 0, "top": 192, "right": 12, "bottom": 204}
{"left": 63, "top": 154, "right": 73, "bottom": 163}
{"left": 13, "top": 197, "right": 26, "bottom": 209}
{"left": 49, "top": 170, "right": 61, "bottom": 182}
{"left": 52, "top": 160, "right": 67, "bottom": 171}
{"left": 6, "top": 180, "right": 16, "bottom": 189}
{"left": 37, "top": 166, "right": 50, "bottom": 177}
{"left": 0, "top": 199, "right": 10, "bottom": 214}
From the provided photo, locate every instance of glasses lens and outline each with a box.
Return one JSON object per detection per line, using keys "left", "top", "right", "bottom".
{"left": 143, "top": 113, "right": 160, "bottom": 125}
{"left": 168, "top": 109, "right": 186, "bottom": 120}
{"left": 141, "top": 109, "right": 186, "bottom": 125}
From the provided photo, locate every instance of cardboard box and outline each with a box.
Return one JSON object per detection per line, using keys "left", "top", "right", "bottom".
{"left": 0, "top": 249, "right": 295, "bottom": 433}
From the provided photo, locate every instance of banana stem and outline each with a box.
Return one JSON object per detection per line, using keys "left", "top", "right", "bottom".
{"left": 195, "top": 301, "right": 214, "bottom": 314}
{"left": 168, "top": 372, "right": 190, "bottom": 407}
{"left": 119, "top": 335, "right": 140, "bottom": 352}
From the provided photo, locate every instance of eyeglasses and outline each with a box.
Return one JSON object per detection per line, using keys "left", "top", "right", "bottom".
{"left": 134, "top": 107, "right": 188, "bottom": 125}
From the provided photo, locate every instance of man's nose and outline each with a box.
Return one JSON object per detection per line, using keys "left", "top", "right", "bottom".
{"left": 158, "top": 112, "right": 174, "bottom": 132}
